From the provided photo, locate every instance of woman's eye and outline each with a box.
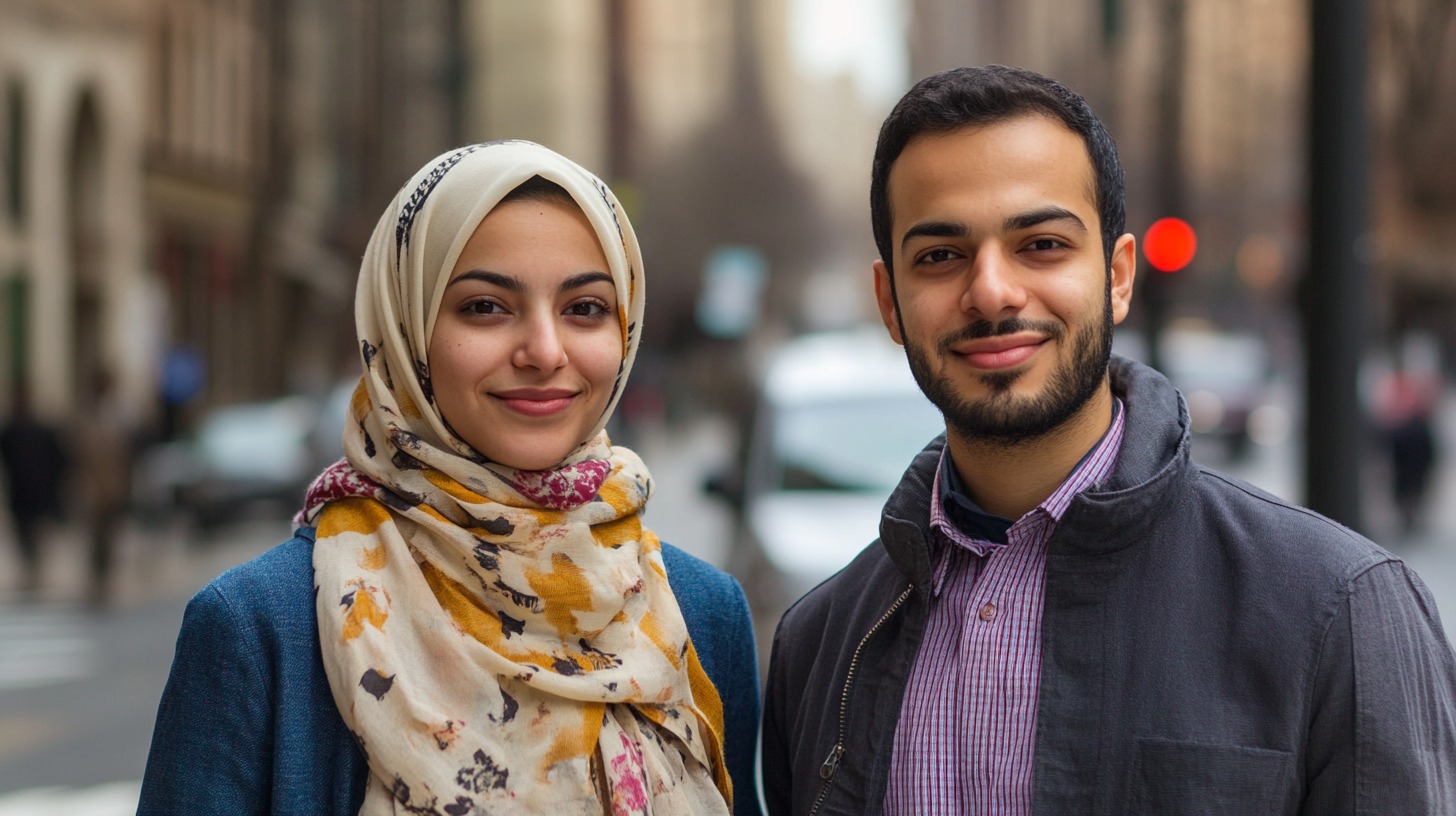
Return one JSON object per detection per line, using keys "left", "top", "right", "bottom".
{"left": 464, "top": 299, "right": 504, "bottom": 316}
{"left": 565, "top": 299, "right": 610, "bottom": 319}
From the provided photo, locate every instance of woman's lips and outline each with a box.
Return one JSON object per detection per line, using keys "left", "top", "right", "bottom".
{"left": 494, "top": 390, "right": 576, "bottom": 417}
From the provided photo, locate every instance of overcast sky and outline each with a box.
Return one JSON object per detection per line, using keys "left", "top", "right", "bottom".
{"left": 790, "top": 0, "right": 909, "bottom": 106}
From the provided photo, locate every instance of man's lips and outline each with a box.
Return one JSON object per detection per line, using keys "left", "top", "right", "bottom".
{"left": 493, "top": 389, "right": 577, "bottom": 417}
{"left": 950, "top": 335, "right": 1047, "bottom": 369}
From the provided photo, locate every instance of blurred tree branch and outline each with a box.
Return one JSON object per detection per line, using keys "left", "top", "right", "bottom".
{"left": 1378, "top": 0, "right": 1456, "bottom": 210}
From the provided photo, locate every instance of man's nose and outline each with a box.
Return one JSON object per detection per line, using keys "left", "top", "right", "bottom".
{"left": 959, "top": 247, "right": 1028, "bottom": 319}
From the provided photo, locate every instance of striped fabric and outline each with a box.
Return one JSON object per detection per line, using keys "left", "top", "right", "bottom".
{"left": 884, "top": 399, "right": 1125, "bottom": 815}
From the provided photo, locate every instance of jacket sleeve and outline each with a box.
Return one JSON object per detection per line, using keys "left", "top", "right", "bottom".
{"left": 1302, "top": 559, "right": 1456, "bottom": 814}
{"left": 663, "top": 544, "right": 766, "bottom": 816}
{"left": 718, "top": 577, "right": 765, "bottom": 816}
{"left": 136, "top": 583, "right": 275, "bottom": 815}
{"left": 760, "top": 619, "right": 794, "bottom": 816}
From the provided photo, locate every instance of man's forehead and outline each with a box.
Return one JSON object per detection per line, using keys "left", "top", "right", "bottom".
{"left": 887, "top": 117, "right": 1099, "bottom": 234}
{"left": 893, "top": 115, "right": 1093, "bottom": 180}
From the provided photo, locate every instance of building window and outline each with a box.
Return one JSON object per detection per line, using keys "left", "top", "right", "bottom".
{"left": 3, "top": 273, "right": 28, "bottom": 386}
{"left": 4, "top": 81, "right": 25, "bottom": 226}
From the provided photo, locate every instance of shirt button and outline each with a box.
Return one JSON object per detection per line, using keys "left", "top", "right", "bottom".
{"left": 978, "top": 602, "right": 997, "bottom": 622}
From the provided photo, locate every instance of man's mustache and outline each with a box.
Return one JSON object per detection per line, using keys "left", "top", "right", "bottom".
{"left": 937, "top": 317, "right": 1065, "bottom": 353}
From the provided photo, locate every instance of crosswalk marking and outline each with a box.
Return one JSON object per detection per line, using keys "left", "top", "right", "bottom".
{"left": 0, "top": 605, "right": 98, "bottom": 692}
{"left": 0, "top": 781, "right": 140, "bottom": 815}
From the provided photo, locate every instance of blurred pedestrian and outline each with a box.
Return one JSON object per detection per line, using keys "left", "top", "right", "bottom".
{"left": 75, "top": 369, "right": 135, "bottom": 605}
{"left": 763, "top": 65, "right": 1456, "bottom": 814}
{"left": 139, "top": 142, "right": 760, "bottom": 814}
{"left": 0, "top": 383, "right": 69, "bottom": 595}
{"left": 1375, "top": 351, "right": 1442, "bottom": 535}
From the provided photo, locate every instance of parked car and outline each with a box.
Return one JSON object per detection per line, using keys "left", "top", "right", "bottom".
{"left": 132, "top": 394, "right": 323, "bottom": 530}
{"left": 710, "top": 327, "right": 945, "bottom": 611}
{"left": 308, "top": 378, "right": 359, "bottom": 471}
{"left": 1114, "top": 322, "right": 1282, "bottom": 459}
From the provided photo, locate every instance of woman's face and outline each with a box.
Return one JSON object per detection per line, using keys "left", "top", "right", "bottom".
{"left": 428, "top": 197, "right": 622, "bottom": 471}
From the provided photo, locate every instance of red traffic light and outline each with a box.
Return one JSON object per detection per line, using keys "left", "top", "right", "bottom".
{"left": 1143, "top": 217, "right": 1197, "bottom": 273}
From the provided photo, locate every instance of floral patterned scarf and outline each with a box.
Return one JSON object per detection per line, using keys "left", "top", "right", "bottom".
{"left": 305, "top": 142, "right": 730, "bottom": 815}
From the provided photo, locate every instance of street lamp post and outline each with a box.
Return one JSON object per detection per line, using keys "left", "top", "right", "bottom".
{"left": 1305, "top": 0, "right": 1372, "bottom": 531}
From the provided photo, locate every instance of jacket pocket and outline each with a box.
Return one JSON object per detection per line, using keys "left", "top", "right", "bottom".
{"left": 1129, "top": 737, "right": 1294, "bottom": 816}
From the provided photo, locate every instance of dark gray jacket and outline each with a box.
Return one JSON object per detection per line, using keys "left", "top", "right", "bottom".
{"left": 762, "top": 357, "right": 1456, "bottom": 815}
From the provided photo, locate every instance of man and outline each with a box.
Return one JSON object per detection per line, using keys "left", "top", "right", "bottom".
{"left": 761, "top": 65, "right": 1456, "bottom": 815}
{"left": 0, "top": 383, "right": 70, "bottom": 595}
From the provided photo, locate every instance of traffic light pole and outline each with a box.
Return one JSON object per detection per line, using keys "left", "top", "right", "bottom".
{"left": 1143, "top": 0, "right": 1188, "bottom": 375}
{"left": 1305, "top": 0, "right": 1371, "bottom": 531}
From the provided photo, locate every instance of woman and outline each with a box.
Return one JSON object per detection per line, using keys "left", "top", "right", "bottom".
{"left": 139, "top": 141, "right": 761, "bottom": 815}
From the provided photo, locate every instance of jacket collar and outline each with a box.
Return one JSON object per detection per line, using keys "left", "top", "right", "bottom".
{"left": 878, "top": 355, "right": 1191, "bottom": 590}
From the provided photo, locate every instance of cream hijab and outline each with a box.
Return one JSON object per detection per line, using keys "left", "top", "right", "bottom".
{"left": 306, "top": 141, "right": 730, "bottom": 815}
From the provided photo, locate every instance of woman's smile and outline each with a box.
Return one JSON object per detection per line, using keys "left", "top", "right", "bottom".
{"left": 493, "top": 387, "right": 579, "bottom": 417}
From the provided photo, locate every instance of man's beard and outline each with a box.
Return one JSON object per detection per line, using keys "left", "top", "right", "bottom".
{"left": 903, "top": 304, "right": 1112, "bottom": 446}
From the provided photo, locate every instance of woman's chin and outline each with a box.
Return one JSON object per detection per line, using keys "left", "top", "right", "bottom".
{"left": 475, "top": 439, "right": 582, "bottom": 472}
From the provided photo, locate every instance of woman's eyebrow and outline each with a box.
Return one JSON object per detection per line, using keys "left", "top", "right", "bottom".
{"left": 447, "top": 269, "right": 522, "bottom": 290}
{"left": 559, "top": 271, "right": 613, "bottom": 292}
{"left": 445, "top": 269, "right": 612, "bottom": 292}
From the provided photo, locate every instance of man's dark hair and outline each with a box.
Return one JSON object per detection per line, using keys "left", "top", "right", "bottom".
{"left": 870, "top": 65, "right": 1125, "bottom": 275}
{"left": 500, "top": 175, "right": 575, "bottom": 208}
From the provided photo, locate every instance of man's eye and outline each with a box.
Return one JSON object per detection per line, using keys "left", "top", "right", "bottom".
{"left": 1027, "top": 238, "right": 1063, "bottom": 252}
{"left": 919, "top": 248, "right": 958, "bottom": 264}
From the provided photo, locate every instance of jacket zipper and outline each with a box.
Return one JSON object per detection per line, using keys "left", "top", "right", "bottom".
{"left": 807, "top": 583, "right": 915, "bottom": 816}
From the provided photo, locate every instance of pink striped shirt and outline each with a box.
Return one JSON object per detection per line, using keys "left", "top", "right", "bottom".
{"left": 884, "top": 399, "right": 1125, "bottom": 815}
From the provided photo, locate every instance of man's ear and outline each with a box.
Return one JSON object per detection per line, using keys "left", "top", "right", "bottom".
{"left": 873, "top": 260, "right": 904, "bottom": 345}
{"left": 1109, "top": 233, "right": 1136, "bottom": 325}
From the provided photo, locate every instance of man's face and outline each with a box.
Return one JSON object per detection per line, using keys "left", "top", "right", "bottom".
{"left": 872, "top": 115, "right": 1135, "bottom": 446}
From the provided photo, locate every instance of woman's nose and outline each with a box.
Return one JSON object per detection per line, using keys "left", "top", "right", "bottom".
{"left": 512, "top": 313, "right": 568, "bottom": 371}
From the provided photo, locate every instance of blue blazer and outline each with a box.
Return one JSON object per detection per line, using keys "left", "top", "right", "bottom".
{"left": 138, "top": 528, "right": 762, "bottom": 815}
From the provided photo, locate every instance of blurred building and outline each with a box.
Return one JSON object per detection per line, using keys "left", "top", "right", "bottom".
{"left": 0, "top": 0, "right": 864, "bottom": 434}
{"left": 1372, "top": 0, "right": 1456, "bottom": 358}
{"left": 248, "top": 0, "right": 463, "bottom": 400}
{"left": 0, "top": 0, "right": 466, "bottom": 429}
{"left": 0, "top": 0, "right": 150, "bottom": 421}
{"left": 145, "top": 0, "right": 272, "bottom": 416}
{"left": 465, "top": 0, "right": 833, "bottom": 351}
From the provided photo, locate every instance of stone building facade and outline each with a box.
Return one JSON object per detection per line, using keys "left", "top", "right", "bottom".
{"left": 0, "top": 0, "right": 150, "bottom": 420}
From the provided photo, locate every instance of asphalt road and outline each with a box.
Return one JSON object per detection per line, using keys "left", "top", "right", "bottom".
{"left": 0, "top": 517, "right": 287, "bottom": 811}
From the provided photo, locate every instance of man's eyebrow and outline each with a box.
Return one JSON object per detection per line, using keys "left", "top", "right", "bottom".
{"left": 1004, "top": 206, "right": 1087, "bottom": 233}
{"left": 900, "top": 220, "right": 968, "bottom": 252}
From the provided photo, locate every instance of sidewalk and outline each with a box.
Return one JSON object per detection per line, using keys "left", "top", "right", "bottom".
{"left": 0, "top": 513, "right": 287, "bottom": 611}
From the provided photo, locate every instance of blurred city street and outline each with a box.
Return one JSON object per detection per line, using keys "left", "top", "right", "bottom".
{"left": 2, "top": 0, "right": 1454, "bottom": 810}
{"left": 1, "top": 380, "right": 1455, "bottom": 811}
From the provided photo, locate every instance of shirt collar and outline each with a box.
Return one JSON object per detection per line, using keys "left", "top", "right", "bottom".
{"left": 927, "top": 396, "right": 1127, "bottom": 594}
